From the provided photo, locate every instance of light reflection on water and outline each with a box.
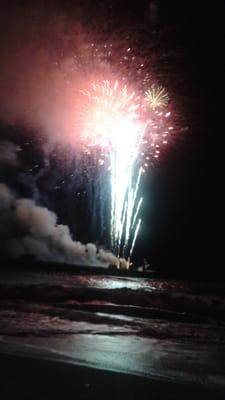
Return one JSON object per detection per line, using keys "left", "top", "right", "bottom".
{"left": 72, "top": 276, "right": 158, "bottom": 291}
{"left": 0, "top": 271, "right": 185, "bottom": 292}
{"left": 55, "top": 275, "right": 184, "bottom": 292}
{"left": 1, "top": 270, "right": 225, "bottom": 387}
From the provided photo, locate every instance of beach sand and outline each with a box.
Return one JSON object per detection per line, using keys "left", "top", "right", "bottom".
{"left": 1, "top": 352, "right": 225, "bottom": 400}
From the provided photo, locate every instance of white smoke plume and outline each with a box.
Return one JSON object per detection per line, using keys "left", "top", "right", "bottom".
{"left": 99, "top": 249, "right": 119, "bottom": 267}
{"left": 0, "top": 182, "right": 117, "bottom": 266}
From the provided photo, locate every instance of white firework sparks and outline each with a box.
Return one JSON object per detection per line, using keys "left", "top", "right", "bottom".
{"left": 80, "top": 80, "right": 145, "bottom": 257}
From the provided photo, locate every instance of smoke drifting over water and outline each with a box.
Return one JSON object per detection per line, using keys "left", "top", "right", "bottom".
{"left": 0, "top": 138, "right": 118, "bottom": 266}
{"left": 0, "top": 181, "right": 118, "bottom": 266}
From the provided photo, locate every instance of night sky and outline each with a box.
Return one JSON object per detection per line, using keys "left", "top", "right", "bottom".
{"left": 136, "top": 1, "right": 225, "bottom": 276}
{"left": 0, "top": 1, "right": 224, "bottom": 278}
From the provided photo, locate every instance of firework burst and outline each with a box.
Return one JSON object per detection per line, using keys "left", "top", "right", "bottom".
{"left": 145, "top": 85, "right": 169, "bottom": 110}
{"left": 78, "top": 78, "right": 173, "bottom": 259}
{"left": 80, "top": 80, "right": 145, "bottom": 258}
{"left": 80, "top": 81, "right": 141, "bottom": 149}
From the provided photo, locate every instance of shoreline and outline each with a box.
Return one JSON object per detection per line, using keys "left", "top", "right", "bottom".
{"left": 1, "top": 260, "right": 224, "bottom": 283}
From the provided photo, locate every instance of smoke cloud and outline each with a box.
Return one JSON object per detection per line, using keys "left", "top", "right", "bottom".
{"left": 0, "top": 2, "right": 111, "bottom": 148}
{"left": 0, "top": 3, "right": 120, "bottom": 268}
{"left": 0, "top": 141, "right": 20, "bottom": 166}
{"left": 0, "top": 181, "right": 118, "bottom": 266}
{"left": 0, "top": 183, "right": 14, "bottom": 211}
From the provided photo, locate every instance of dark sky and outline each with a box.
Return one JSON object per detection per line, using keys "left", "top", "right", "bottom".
{"left": 0, "top": 0, "right": 224, "bottom": 277}
{"left": 136, "top": 1, "right": 225, "bottom": 276}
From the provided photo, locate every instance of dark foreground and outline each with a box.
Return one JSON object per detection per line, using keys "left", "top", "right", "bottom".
{"left": 1, "top": 268, "right": 225, "bottom": 399}
{"left": 1, "top": 353, "right": 225, "bottom": 400}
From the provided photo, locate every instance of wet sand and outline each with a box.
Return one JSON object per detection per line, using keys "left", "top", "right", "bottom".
{"left": 1, "top": 271, "right": 225, "bottom": 398}
{"left": 1, "top": 352, "right": 225, "bottom": 400}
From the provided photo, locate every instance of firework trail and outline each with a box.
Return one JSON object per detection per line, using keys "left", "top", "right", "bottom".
{"left": 80, "top": 80, "right": 145, "bottom": 258}
{"left": 79, "top": 78, "right": 172, "bottom": 259}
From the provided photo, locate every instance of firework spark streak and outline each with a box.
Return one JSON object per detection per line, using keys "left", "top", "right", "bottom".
{"left": 80, "top": 81, "right": 145, "bottom": 257}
